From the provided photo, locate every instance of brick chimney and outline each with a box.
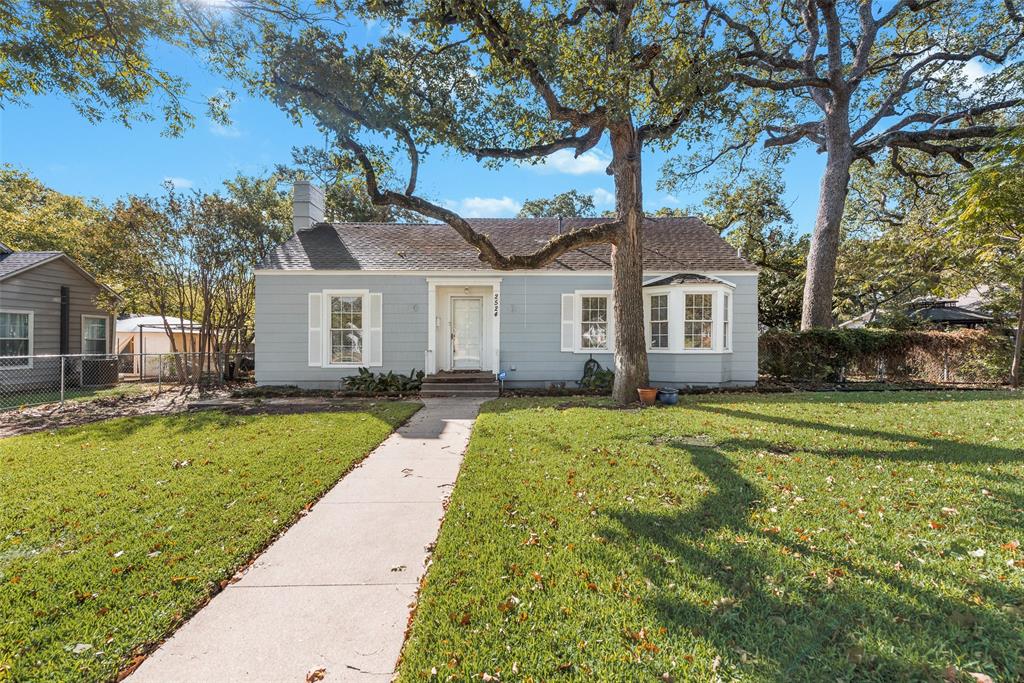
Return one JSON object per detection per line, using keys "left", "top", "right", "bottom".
{"left": 292, "top": 181, "right": 325, "bottom": 233}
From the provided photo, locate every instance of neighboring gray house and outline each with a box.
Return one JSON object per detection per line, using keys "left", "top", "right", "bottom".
{"left": 0, "top": 242, "right": 117, "bottom": 387}
{"left": 255, "top": 183, "right": 759, "bottom": 390}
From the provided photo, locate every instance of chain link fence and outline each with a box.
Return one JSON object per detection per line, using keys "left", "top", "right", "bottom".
{"left": 0, "top": 352, "right": 254, "bottom": 411}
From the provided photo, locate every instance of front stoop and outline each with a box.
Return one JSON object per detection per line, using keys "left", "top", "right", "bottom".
{"left": 420, "top": 371, "right": 499, "bottom": 397}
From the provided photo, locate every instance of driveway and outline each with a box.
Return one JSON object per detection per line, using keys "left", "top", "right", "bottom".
{"left": 130, "top": 397, "right": 484, "bottom": 682}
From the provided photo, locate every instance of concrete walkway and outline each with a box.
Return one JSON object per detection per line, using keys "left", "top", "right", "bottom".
{"left": 131, "top": 398, "right": 483, "bottom": 683}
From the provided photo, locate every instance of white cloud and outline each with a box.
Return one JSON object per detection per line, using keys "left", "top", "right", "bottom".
{"left": 163, "top": 176, "right": 194, "bottom": 189}
{"left": 209, "top": 121, "right": 242, "bottom": 138}
{"left": 533, "top": 149, "right": 610, "bottom": 175}
{"left": 591, "top": 187, "right": 615, "bottom": 207}
{"left": 963, "top": 58, "right": 993, "bottom": 86}
{"left": 443, "top": 196, "right": 522, "bottom": 218}
{"left": 662, "top": 194, "right": 681, "bottom": 205}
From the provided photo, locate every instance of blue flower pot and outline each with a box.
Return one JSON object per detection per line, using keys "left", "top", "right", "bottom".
{"left": 657, "top": 388, "right": 679, "bottom": 405}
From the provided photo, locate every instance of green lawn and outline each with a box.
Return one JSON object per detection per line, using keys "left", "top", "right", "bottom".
{"left": 399, "top": 392, "right": 1024, "bottom": 682}
{"left": 0, "top": 402, "right": 419, "bottom": 681}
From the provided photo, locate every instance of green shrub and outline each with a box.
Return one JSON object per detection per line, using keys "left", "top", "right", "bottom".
{"left": 343, "top": 367, "right": 424, "bottom": 393}
{"left": 759, "top": 328, "right": 1012, "bottom": 383}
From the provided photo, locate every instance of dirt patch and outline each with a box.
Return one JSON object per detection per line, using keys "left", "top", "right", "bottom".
{"left": 191, "top": 397, "right": 412, "bottom": 416}
{"left": 0, "top": 387, "right": 229, "bottom": 439}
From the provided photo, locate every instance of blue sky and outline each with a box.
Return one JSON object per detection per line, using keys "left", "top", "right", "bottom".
{"left": 0, "top": 42, "right": 826, "bottom": 231}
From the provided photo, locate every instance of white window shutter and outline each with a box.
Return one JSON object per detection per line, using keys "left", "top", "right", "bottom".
{"left": 308, "top": 293, "right": 322, "bottom": 367}
{"left": 560, "top": 293, "right": 575, "bottom": 352}
{"left": 368, "top": 293, "right": 383, "bottom": 367}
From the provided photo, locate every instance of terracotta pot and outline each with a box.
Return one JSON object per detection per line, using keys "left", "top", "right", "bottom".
{"left": 637, "top": 387, "right": 658, "bottom": 405}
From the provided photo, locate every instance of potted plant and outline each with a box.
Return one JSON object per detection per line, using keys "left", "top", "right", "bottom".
{"left": 657, "top": 387, "right": 679, "bottom": 405}
{"left": 637, "top": 387, "right": 658, "bottom": 405}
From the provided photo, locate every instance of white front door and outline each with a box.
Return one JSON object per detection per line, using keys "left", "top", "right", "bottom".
{"left": 450, "top": 297, "right": 483, "bottom": 370}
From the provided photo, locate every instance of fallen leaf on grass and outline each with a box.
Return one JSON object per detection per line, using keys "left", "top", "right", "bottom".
{"left": 1001, "top": 540, "right": 1020, "bottom": 551}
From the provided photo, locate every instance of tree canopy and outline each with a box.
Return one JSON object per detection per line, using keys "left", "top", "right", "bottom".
{"left": 213, "top": 0, "right": 725, "bottom": 401}
{"left": 0, "top": 0, "right": 226, "bottom": 135}
{"left": 518, "top": 190, "right": 596, "bottom": 218}
{"left": 664, "top": 0, "right": 1024, "bottom": 329}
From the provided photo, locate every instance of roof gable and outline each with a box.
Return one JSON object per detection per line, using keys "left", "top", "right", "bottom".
{"left": 0, "top": 250, "right": 121, "bottom": 301}
{"left": 263, "top": 217, "right": 757, "bottom": 273}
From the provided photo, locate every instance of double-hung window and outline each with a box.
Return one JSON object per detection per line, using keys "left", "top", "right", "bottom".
{"left": 580, "top": 295, "right": 610, "bottom": 350}
{"left": 723, "top": 294, "right": 731, "bottom": 351}
{"left": 82, "top": 316, "right": 108, "bottom": 355}
{"left": 683, "top": 293, "right": 714, "bottom": 350}
{"left": 648, "top": 294, "right": 669, "bottom": 349}
{"left": 329, "top": 295, "right": 364, "bottom": 364}
{"left": 0, "top": 311, "right": 32, "bottom": 368}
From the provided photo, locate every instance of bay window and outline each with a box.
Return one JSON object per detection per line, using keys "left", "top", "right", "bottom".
{"left": 640, "top": 277, "right": 735, "bottom": 353}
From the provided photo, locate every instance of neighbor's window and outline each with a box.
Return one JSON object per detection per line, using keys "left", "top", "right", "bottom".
{"left": 83, "top": 316, "right": 108, "bottom": 355}
{"left": 723, "top": 294, "right": 731, "bottom": 350}
{"left": 649, "top": 294, "right": 668, "bottom": 349}
{"left": 684, "top": 293, "right": 714, "bottom": 349}
{"left": 330, "top": 295, "right": 363, "bottom": 364}
{"left": 580, "top": 295, "right": 609, "bottom": 350}
{"left": 0, "top": 311, "right": 31, "bottom": 367}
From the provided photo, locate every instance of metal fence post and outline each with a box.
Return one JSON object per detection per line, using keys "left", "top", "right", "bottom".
{"left": 158, "top": 355, "right": 163, "bottom": 394}
{"left": 60, "top": 355, "right": 65, "bottom": 403}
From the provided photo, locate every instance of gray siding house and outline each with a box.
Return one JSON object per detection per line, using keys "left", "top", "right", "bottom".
{"left": 0, "top": 242, "right": 117, "bottom": 387}
{"left": 255, "top": 183, "right": 759, "bottom": 390}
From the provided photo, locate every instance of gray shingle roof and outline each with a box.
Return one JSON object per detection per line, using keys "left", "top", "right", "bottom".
{"left": 263, "top": 217, "right": 757, "bottom": 272}
{"left": 0, "top": 251, "right": 62, "bottom": 280}
{"left": 643, "top": 273, "right": 731, "bottom": 287}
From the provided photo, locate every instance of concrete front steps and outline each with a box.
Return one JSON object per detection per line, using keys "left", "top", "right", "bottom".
{"left": 420, "top": 371, "right": 499, "bottom": 397}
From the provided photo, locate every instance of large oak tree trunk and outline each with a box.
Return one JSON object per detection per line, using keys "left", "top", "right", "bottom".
{"left": 802, "top": 109, "right": 854, "bottom": 330}
{"left": 609, "top": 122, "right": 650, "bottom": 403}
{"left": 1012, "top": 278, "right": 1024, "bottom": 387}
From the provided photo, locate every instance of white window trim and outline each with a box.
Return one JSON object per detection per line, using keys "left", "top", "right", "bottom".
{"left": 643, "top": 284, "right": 734, "bottom": 354}
{"left": 81, "top": 314, "right": 109, "bottom": 356}
{"left": 573, "top": 290, "right": 614, "bottom": 354}
{"left": 0, "top": 309, "right": 34, "bottom": 369}
{"left": 322, "top": 289, "right": 370, "bottom": 368}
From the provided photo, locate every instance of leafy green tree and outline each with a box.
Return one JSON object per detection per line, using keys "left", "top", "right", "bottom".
{"left": 946, "top": 136, "right": 1024, "bottom": 385}
{"left": 0, "top": 0, "right": 224, "bottom": 134}
{"left": 221, "top": 0, "right": 722, "bottom": 402}
{"left": 0, "top": 164, "right": 108, "bottom": 268}
{"left": 833, "top": 155, "right": 958, "bottom": 324}
{"left": 699, "top": 170, "right": 806, "bottom": 329}
{"left": 673, "top": 0, "right": 1024, "bottom": 329}
{"left": 518, "top": 190, "right": 596, "bottom": 218}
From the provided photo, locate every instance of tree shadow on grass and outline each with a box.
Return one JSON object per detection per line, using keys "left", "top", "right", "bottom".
{"left": 689, "top": 402, "right": 1023, "bottom": 465}
{"left": 597, "top": 442, "right": 1024, "bottom": 681}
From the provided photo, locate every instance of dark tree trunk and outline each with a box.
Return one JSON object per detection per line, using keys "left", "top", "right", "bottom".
{"left": 802, "top": 107, "right": 854, "bottom": 330}
{"left": 609, "top": 122, "right": 650, "bottom": 403}
{"left": 1012, "top": 278, "right": 1024, "bottom": 387}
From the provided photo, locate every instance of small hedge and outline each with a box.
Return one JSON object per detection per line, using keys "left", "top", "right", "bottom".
{"left": 760, "top": 328, "right": 1013, "bottom": 384}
